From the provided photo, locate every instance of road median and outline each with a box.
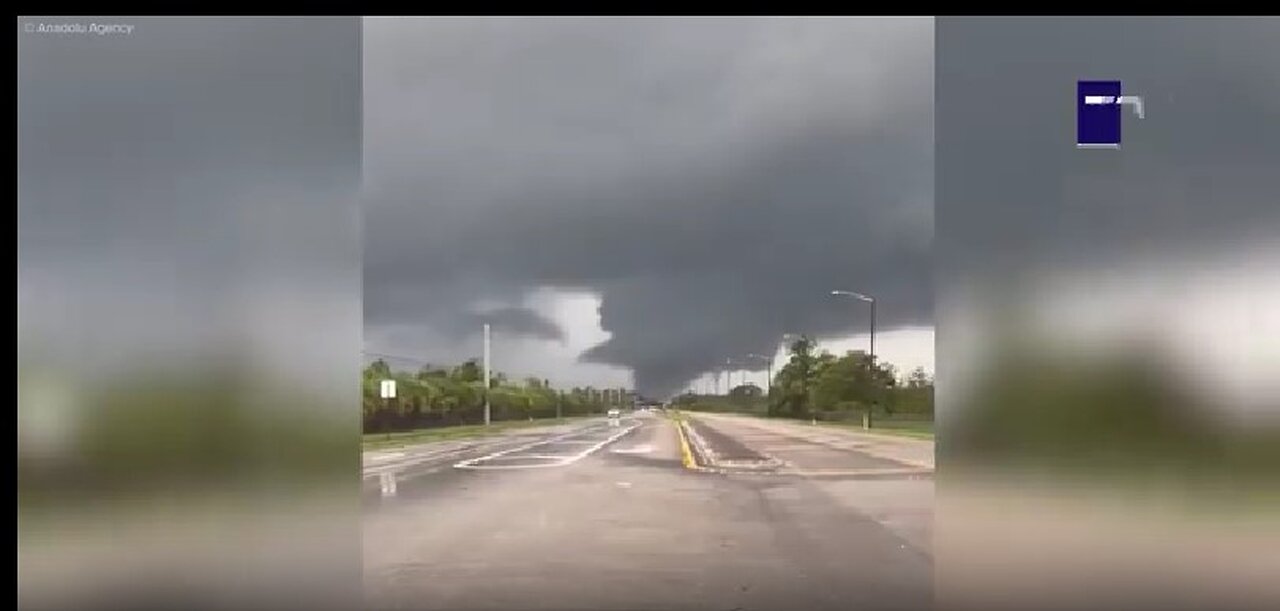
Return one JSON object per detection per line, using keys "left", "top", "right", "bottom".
{"left": 670, "top": 411, "right": 788, "bottom": 474}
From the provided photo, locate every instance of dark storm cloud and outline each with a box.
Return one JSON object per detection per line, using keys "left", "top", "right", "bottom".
{"left": 19, "top": 17, "right": 361, "bottom": 375}
{"left": 363, "top": 18, "right": 933, "bottom": 395}
{"left": 18, "top": 19, "right": 362, "bottom": 610}
{"left": 462, "top": 308, "right": 565, "bottom": 343}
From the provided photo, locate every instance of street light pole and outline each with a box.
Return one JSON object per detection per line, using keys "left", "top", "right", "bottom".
{"left": 870, "top": 299, "right": 876, "bottom": 367}
{"left": 483, "top": 323, "right": 491, "bottom": 426}
{"left": 830, "top": 290, "right": 877, "bottom": 429}
{"left": 829, "top": 290, "right": 876, "bottom": 366}
{"left": 746, "top": 353, "right": 772, "bottom": 399}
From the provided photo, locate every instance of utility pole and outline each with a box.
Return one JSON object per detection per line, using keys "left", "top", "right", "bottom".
{"left": 483, "top": 323, "right": 491, "bottom": 426}
{"left": 830, "top": 291, "right": 877, "bottom": 430}
{"left": 765, "top": 361, "right": 771, "bottom": 396}
{"left": 747, "top": 353, "right": 772, "bottom": 400}
{"left": 869, "top": 298, "right": 876, "bottom": 368}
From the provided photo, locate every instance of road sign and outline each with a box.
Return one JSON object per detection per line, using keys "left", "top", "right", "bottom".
{"left": 1077, "top": 80, "right": 1144, "bottom": 149}
{"left": 379, "top": 379, "right": 396, "bottom": 399}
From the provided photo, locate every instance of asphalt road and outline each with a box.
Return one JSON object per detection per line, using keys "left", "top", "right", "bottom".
{"left": 363, "top": 411, "right": 934, "bottom": 611}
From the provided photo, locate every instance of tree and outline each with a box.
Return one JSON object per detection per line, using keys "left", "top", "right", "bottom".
{"left": 893, "top": 366, "right": 934, "bottom": 415}
{"left": 906, "top": 367, "right": 932, "bottom": 389}
{"left": 771, "top": 335, "right": 821, "bottom": 418}
{"left": 368, "top": 359, "right": 392, "bottom": 378}
{"left": 451, "top": 359, "right": 482, "bottom": 383}
{"left": 417, "top": 365, "right": 448, "bottom": 380}
{"left": 728, "top": 383, "right": 764, "bottom": 410}
{"left": 811, "top": 353, "right": 869, "bottom": 412}
{"left": 806, "top": 350, "right": 898, "bottom": 413}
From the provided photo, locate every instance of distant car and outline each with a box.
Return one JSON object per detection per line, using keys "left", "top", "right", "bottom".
{"left": 607, "top": 408, "right": 621, "bottom": 418}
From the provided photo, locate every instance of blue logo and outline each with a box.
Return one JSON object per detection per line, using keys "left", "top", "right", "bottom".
{"left": 1077, "top": 80, "right": 1144, "bottom": 149}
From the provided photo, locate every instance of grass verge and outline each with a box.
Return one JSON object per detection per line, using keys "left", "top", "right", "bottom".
{"left": 693, "top": 409, "right": 935, "bottom": 440}
{"left": 817, "top": 419, "right": 935, "bottom": 440}
{"left": 362, "top": 416, "right": 588, "bottom": 451}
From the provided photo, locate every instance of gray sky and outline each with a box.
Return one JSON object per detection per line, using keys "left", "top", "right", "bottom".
{"left": 18, "top": 17, "right": 362, "bottom": 387}
{"left": 362, "top": 17, "right": 934, "bottom": 396}
{"left": 933, "top": 17, "right": 1280, "bottom": 421}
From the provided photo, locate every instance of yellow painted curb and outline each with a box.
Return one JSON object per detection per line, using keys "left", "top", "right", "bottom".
{"left": 672, "top": 414, "right": 697, "bottom": 470}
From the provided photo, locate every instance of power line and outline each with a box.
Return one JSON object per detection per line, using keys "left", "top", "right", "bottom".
{"left": 361, "top": 351, "right": 441, "bottom": 366}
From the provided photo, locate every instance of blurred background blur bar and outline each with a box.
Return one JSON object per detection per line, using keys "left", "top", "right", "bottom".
{"left": 17, "top": 16, "right": 363, "bottom": 610}
{"left": 936, "top": 16, "right": 1280, "bottom": 611}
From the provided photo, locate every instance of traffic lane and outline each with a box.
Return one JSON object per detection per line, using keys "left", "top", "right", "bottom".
{"left": 684, "top": 413, "right": 934, "bottom": 556}
{"left": 364, "top": 416, "right": 685, "bottom": 604}
{"left": 364, "top": 417, "right": 932, "bottom": 610}
{"left": 363, "top": 418, "right": 611, "bottom": 474}
{"left": 363, "top": 419, "right": 625, "bottom": 505}
{"left": 366, "top": 417, "right": 650, "bottom": 507}
{"left": 598, "top": 413, "right": 685, "bottom": 470}
{"left": 694, "top": 412, "right": 934, "bottom": 469}
{"left": 453, "top": 418, "right": 645, "bottom": 469}
{"left": 688, "top": 413, "right": 928, "bottom": 472}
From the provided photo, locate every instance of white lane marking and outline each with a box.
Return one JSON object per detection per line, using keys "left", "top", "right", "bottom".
{"left": 455, "top": 421, "right": 641, "bottom": 470}
{"left": 439, "top": 424, "right": 607, "bottom": 470}
{"left": 453, "top": 458, "right": 574, "bottom": 470}
{"left": 364, "top": 422, "right": 611, "bottom": 477}
{"left": 362, "top": 442, "right": 496, "bottom": 478}
{"left": 611, "top": 444, "right": 654, "bottom": 454}
{"left": 559, "top": 422, "right": 642, "bottom": 464}
{"left": 379, "top": 472, "right": 397, "bottom": 497}
{"left": 365, "top": 451, "right": 406, "bottom": 464}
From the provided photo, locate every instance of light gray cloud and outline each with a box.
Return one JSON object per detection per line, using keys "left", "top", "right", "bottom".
{"left": 363, "top": 17, "right": 934, "bottom": 395}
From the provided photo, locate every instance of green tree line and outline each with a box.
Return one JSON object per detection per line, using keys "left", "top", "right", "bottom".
{"left": 674, "top": 336, "right": 933, "bottom": 421}
{"left": 770, "top": 335, "right": 933, "bottom": 419}
{"left": 363, "top": 359, "right": 624, "bottom": 432}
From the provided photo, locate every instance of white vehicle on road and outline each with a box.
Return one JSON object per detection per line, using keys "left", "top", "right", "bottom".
{"left": 607, "top": 408, "right": 621, "bottom": 426}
